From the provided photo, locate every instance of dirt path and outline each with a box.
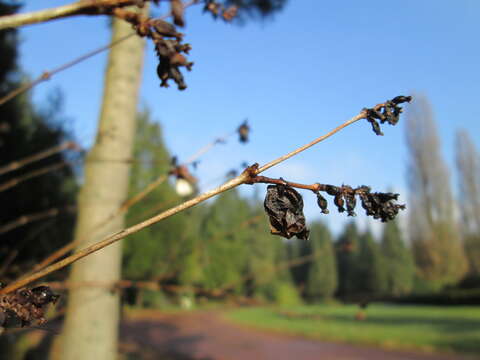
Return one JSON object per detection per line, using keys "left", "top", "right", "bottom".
{"left": 120, "top": 311, "right": 468, "bottom": 360}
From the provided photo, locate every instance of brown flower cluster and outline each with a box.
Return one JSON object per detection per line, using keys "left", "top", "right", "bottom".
{"left": 319, "top": 185, "right": 405, "bottom": 222}
{"left": 0, "top": 286, "right": 59, "bottom": 329}
{"left": 364, "top": 95, "right": 412, "bottom": 136}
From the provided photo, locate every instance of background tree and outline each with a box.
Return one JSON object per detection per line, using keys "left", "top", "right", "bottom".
{"left": 304, "top": 221, "right": 337, "bottom": 302}
{"left": 0, "top": 1, "right": 77, "bottom": 283}
{"left": 380, "top": 219, "right": 415, "bottom": 296}
{"left": 60, "top": 7, "right": 148, "bottom": 359}
{"left": 335, "top": 222, "right": 360, "bottom": 299}
{"left": 197, "top": 190, "right": 250, "bottom": 293}
{"left": 405, "top": 95, "right": 468, "bottom": 289}
{"left": 355, "top": 230, "right": 387, "bottom": 297}
{"left": 122, "top": 109, "right": 196, "bottom": 306}
{"left": 456, "top": 130, "right": 480, "bottom": 276}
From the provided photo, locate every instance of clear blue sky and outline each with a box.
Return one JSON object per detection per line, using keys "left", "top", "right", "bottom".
{"left": 15, "top": 0, "right": 480, "bottom": 234}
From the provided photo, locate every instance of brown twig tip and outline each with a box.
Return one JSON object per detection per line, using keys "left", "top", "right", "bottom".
{"left": 363, "top": 95, "right": 413, "bottom": 136}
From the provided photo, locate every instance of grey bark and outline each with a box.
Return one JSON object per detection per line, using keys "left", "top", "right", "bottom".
{"left": 58, "top": 11, "right": 147, "bottom": 360}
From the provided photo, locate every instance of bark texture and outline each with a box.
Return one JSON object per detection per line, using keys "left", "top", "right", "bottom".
{"left": 58, "top": 11, "right": 147, "bottom": 360}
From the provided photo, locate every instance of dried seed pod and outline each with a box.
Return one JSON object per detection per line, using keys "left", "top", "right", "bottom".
{"left": 264, "top": 184, "right": 309, "bottom": 240}
{"left": 334, "top": 193, "right": 345, "bottom": 212}
{"left": 151, "top": 19, "right": 181, "bottom": 39}
{"left": 316, "top": 193, "right": 329, "bottom": 214}
{"left": 204, "top": 0, "right": 221, "bottom": 17}
{"left": 171, "top": 0, "right": 185, "bottom": 27}
{"left": 391, "top": 95, "right": 412, "bottom": 105}
{"left": 325, "top": 185, "right": 339, "bottom": 196}
{"left": 367, "top": 118, "right": 383, "bottom": 136}
{"left": 222, "top": 5, "right": 238, "bottom": 21}
{"left": 238, "top": 120, "right": 250, "bottom": 143}
{"left": 345, "top": 192, "right": 356, "bottom": 216}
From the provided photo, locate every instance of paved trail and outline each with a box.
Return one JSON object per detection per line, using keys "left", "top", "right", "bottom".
{"left": 120, "top": 311, "right": 467, "bottom": 360}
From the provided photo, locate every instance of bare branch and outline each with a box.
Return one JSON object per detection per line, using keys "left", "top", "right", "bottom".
{"left": 0, "top": 97, "right": 409, "bottom": 295}
{"left": 0, "top": 141, "right": 78, "bottom": 176}
{"left": 0, "top": 207, "right": 75, "bottom": 236}
{"left": 29, "top": 125, "right": 237, "bottom": 272}
{"left": 0, "top": 161, "right": 70, "bottom": 192}
{"left": 0, "top": 0, "right": 199, "bottom": 108}
{"left": 0, "top": 0, "right": 143, "bottom": 30}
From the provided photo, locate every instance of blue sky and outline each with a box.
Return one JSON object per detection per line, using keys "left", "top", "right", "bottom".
{"left": 14, "top": 0, "right": 480, "bottom": 234}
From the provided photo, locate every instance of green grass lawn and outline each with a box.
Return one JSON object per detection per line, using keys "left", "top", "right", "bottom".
{"left": 226, "top": 304, "right": 480, "bottom": 356}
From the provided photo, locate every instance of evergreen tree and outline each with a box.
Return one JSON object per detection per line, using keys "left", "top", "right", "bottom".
{"left": 380, "top": 220, "right": 415, "bottom": 296}
{"left": 356, "top": 230, "right": 387, "bottom": 297}
{"left": 198, "top": 189, "right": 250, "bottom": 292}
{"left": 335, "top": 222, "right": 360, "bottom": 299}
{"left": 304, "top": 222, "right": 337, "bottom": 301}
{"left": 0, "top": 1, "right": 77, "bottom": 283}
{"left": 123, "top": 109, "right": 187, "bottom": 282}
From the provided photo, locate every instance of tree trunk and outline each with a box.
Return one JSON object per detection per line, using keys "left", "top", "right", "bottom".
{"left": 58, "top": 10, "right": 147, "bottom": 360}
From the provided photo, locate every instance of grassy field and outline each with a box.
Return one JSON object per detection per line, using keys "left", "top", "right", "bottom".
{"left": 226, "top": 304, "right": 480, "bottom": 356}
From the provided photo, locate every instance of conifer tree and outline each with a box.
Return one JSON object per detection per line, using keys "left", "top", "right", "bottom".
{"left": 335, "top": 222, "right": 360, "bottom": 299}
{"left": 356, "top": 230, "right": 387, "bottom": 297}
{"left": 0, "top": 1, "right": 77, "bottom": 282}
{"left": 123, "top": 109, "right": 189, "bottom": 283}
{"left": 380, "top": 219, "right": 415, "bottom": 296}
{"left": 199, "top": 190, "right": 250, "bottom": 292}
{"left": 304, "top": 222, "right": 337, "bottom": 301}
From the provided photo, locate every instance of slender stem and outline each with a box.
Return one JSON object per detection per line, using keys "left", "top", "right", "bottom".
{"left": 30, "top": 124, "right": 236, "bottom": 272}
{"left": 0, "top": 0, "right": 142, "bottom": 30}
{"left": 0, "top": 175, "right": 247, "bottom": 295}
{"left": 257, "top": 112, "right": 367, "bottom": 174}
{"left": 0, "top": 161, "right": 69, "bottom": 193}
{"left": 0, "top": 207, "right": 75, "bottom": 236}
{"left": 0, "top": 0, "right": 199, "bottom": 108}
{"left": 248, "top": 176, "right": 324, "bottom": 193}
{"left": 0, "top": 103, "right": 381, "bottom": 295}
{"left": 0, "top": 141, "right": 77, "bottom": 176}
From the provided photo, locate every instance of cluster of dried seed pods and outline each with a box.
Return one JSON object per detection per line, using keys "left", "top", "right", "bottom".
{"left": 203, "top": 0, "right": 239, "bottom": 21}
{"left": 0, "top": 286, "right": 59, "bottom": 329}
{"left": 318, "top": 185, "right": 405, "bottom": 222}
{"left": 364, "top": 95, "right": 412, "bottom": 136}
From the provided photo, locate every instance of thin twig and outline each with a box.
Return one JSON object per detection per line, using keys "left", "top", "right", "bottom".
{"left": 0, "top": 207, "right": 75, "bottom": 236}
{"left": 0, "top": 161, "right": 70, "bottom": 192}
{"left": 42, "top": 249, "right": 322, "bottom": 297}
{"left": 30, "top": 125, "right": 236, "bottom": 272}
{"left": 0, "top": 141, "right": 77, "bottom": 176}
{"left": 0, "top": 102, "right": 385, "bottom": 295}
{"left": 0, "top": 0, "right": 198, "bottom": 108}
{"left": 0, "top": 220, "right": 56, "bottom": 277}
{"left": 0, "top": 0, "right": 146, "bottom": 30}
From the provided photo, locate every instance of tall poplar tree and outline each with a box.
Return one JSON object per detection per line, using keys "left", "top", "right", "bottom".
{"left": 405, "top": 95, "right": 467, "bottom": 288}
{"left": 456, "top": 130, "right": 480, "bottom": 275}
